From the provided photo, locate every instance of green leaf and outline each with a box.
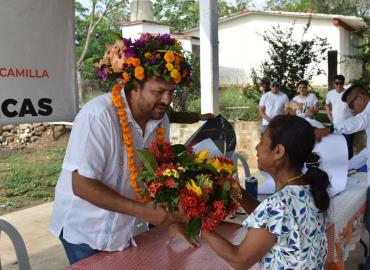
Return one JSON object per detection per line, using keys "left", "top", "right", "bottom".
{"left": 137, "top": 150, "right": 158, "bottom": 174}
{"left": 186, "top": 217, "right": 201, "bottom": 241}
{"left": 171, "top": 144, "right": 187, "bottom": 155}
{"left": 220, "top": 180, "right": 231, "bottom": 201}
{"left": 201, "top": 163, "right": 218, "bottom": 175}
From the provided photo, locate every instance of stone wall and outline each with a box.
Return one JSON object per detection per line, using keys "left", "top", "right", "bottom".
{"left": 170, "top": 121, "right": 262, "bottom": 171}
{"left": 0, "top": 123, "right": 67, "bottom": 148}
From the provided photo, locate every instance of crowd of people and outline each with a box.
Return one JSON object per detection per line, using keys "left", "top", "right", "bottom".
{"left": 49, "top": 32, "right": 370, "bottom": 269}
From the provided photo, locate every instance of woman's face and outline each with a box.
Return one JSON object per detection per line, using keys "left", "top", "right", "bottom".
{"left": 255, "top": 130, "right": 276, "bottom": 172}
{"left": 297, "top": 83, "right": 308, "bottom": 96}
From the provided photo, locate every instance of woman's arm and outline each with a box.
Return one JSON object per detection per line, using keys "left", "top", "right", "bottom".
{"left": 202, "top": 228, "right": 275, "bottom": 270}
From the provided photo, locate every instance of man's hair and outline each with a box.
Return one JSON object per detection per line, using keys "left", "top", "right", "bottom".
{"left": 334, "top": 75, "right": 345, "bottom": 82}
{"left": 341, "top": 84, "right": 368, "bottom": 102}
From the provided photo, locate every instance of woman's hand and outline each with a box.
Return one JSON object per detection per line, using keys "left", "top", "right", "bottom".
{"left": 167, "top": 223, "right": 200, "bottom": 248}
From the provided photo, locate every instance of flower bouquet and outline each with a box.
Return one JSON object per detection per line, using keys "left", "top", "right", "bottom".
{"left": 137, "top": 139, "right": 239, "bottom": 240}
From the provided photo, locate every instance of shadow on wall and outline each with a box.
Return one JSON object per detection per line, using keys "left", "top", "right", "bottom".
{"left": 219, "top": 66, "right": 249, "bottom": 87}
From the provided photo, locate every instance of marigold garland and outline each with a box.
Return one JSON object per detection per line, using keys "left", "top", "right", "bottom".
{"left": 112, "top": 82, "right": 166, "bottom": 202}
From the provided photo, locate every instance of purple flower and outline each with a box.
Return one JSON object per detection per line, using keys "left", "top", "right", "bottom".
{"left": 97, "top": 68, "right": 109, "bottom": 81}
{"left": 139, "top": 33, "right": 152, "bottom": 42}
{"left": 157, "top": 33, "right": 174, "bottom": 45}
{"left": 146, "top": 59, "right": 157, "bottom": 66}
{"left": 124, "top": 48, "right": 135, "bottom": 58}
{"left": 156, "top": 66, "right": 165, "bottom": 74}
{"left": 123, "top": 38, "right": 132, "bottom": 48}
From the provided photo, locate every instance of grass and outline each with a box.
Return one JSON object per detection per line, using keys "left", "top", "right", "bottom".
{"left": 0, "top": 143, "right": 66, "bottom": 214}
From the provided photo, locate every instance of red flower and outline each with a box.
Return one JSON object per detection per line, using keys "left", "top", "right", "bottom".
{"left": 155, "top": 162, "right": 177, "bottom": 177}
{"left": 149, "top": 139, "right": 174, "bottom": 163}
{"left": 179, "top": 189, "right": 206, "bottom": 218}
{"left": 148, "top": 182, "right": 163, "bottom": 198}
{"left": 164, "top": 178, "right": 176, "bottom": 188}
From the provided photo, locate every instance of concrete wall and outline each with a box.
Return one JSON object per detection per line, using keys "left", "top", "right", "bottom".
{"left": 187, "top": 13, "right": 362, "bottom": 86}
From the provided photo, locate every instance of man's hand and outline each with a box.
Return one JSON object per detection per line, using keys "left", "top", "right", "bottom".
{"left": 144, "top": 202, "right": 184, "bottom": 226}
{"left": 314, "top": 128, "right": 331, "bottom": 142}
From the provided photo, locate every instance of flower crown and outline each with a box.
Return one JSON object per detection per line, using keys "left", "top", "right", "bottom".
{"left": 95, "top": 33, "right": 192, "bottom": 91}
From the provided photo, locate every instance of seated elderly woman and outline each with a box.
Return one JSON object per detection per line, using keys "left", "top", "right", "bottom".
{"left": 169, "top": 115, "right": 330, "bottom": 270}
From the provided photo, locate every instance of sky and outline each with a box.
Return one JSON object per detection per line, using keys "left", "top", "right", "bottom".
{"left": 78, "top": 0, "right": 267, "bottom": 11}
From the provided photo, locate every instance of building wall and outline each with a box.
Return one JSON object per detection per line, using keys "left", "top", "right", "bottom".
{"left": 188, "top": 14, "right": 362, "bottom": 86}
{"left": 339, "top": 28, "right": 363, "bottom": 81}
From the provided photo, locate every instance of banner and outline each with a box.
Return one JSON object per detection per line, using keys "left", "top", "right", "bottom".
{"left": 0, "top": 0, "right": 77, "bottom": 124}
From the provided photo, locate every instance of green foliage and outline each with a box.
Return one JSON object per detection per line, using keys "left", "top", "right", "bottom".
{"left": 75, "top": 1, "right": 129, "bottom": 83}
{"left": 187, "top": 217, "right": 201, "bottom": 241}
{"left": 266, "top": 0, "right": 369, "bottom": 17}
{"left": 253, "top": 21, "right": 330, "bottom": 98}
{"left": 138, "top": 150, "right": 158, "bottom": 174}
{"left": 186, "top": 86, "right": 260, "bottom": 121}
{"left": 153, "top": 0, "right": 252, "bottom": 33}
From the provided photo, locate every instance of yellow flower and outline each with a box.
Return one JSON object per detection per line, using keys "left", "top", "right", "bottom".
{"left": 208, "top": 159, "right": 234, "bottom": 175}
{"left": 170, "top": 69, "right": 180, "bottom": 79}
{"left": 134, "top": 66, "right": 145, "bottom": 80}
{"left": 163, "top": 168, "right": 180, "bottom": 179}
{"left": 164, "top": 51, "right": 175, "bottom": 63}
{"left": 165, "top": 63, "right": 174, "bottom": 71}
{"left": 193, "top": 150, "right": 209, "bottom": 164}
{"left": 186, "top": 179, "right": 202, "bottom": 197}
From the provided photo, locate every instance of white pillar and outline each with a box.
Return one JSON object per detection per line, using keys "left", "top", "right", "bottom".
{"left": 199, "top": 0, "right": 219, "bottom": 114}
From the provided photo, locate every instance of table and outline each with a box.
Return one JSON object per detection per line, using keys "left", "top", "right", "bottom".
{"left": 64, "top": 173, "right": 368, "bottom": 270}
{"left": 326, "top": 172, "right": 368, "bottom": 269}
{"left": 64, "top": 222, "right": 260, "bottom": 270}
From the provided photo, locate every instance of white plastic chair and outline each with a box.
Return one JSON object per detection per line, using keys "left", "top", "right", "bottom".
{"left": 231, "top": 152, "right": 251, "bottom": 181}
{"left": 0, "top": 219, "right": 31, "bottom": 270}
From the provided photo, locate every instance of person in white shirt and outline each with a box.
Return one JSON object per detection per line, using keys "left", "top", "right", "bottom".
{"left": 325, "top": 75, "right": 354, "bottom": 157}
{"left": 50, "top": 33, "right": 190, "bottom": 264}
{"left": 258, "top": 79, "right": 289, "bottom": 132}
{"left": 315, "top": 84, "right": 370, "bottom": 175}
{"left": 315, "top": 83, "right": 370, "bottom": 269}
{"left": 292, "top": 80, "right": 319, "bottom": 119}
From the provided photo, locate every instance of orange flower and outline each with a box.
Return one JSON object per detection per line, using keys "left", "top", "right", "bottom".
{"left": 126, "top": 57, "right": 141, "bottom": 67}
{"left": 144, "top": 52, "right": 153, "bottom": 59}
{"left": 174, "top": 55, "right": 182, "bottom": 65}
{"left": 155, "top": 53, "right": 161, "bottom": 59}
{"left": 174, "top": 64, "right": 180, "bottom": 71}
{"left": 134, "top": 66, "right": 145, "bottom": 80}
{"left": 164, "top": 52, "right": 175, "bottom": 63}
{"left": 122, "top": 71, "right": 130, "bottom": 82}
{"left": 182, "top": 70, "right": 189, "bottom": 78}
{"left": 174, "top": 76, "right": 181, "bottom": 84}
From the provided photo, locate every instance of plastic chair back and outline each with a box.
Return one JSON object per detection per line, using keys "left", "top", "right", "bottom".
{"left": 0, "top": 219, "right": 31, "bottom": 270}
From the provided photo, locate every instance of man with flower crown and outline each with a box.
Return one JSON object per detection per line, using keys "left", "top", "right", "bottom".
{"left": 49, "top": 33, "right": 192, "bottom": 264}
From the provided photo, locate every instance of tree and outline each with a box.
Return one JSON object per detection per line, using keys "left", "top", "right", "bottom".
{"left": 75, "top": 0, "right": 129, "bottom": 100}
{"left": 253, "top": 20, "right": 330, "bottom": 98}
{"left": 266, "top": 0, "right": 369, "bottom": 17}
{"left": 153, "top": 0, "right": 253, "bottom": 33}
